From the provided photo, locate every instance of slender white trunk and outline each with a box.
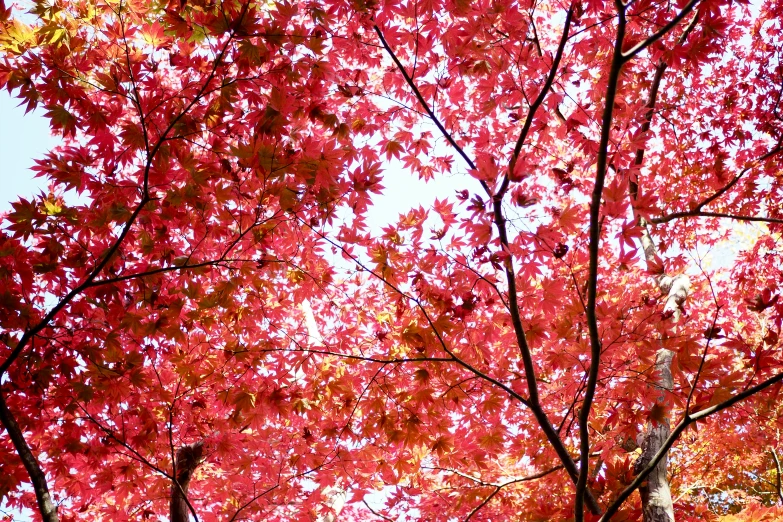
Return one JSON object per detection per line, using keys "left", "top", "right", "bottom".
{"left": 634, "top": 349, "right": 675, "bottom": 522}
{"left": 634, "top": 226, "right": 689, "bottom": 522}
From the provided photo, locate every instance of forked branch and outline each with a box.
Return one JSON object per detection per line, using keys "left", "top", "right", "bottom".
{"left": 374, "top": 15, "right": 601, "bottom": 514}
{"left": 576, "top": 2, "right": 627, "bottom": 518}
{"left": 600, "top": 369, "right": 783, "bottom": 520}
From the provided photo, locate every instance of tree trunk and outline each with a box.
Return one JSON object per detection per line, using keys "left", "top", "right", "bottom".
{"left": 170, "top": 442, "right": 204, "bottom": 522}
{"left": 0, "top": 391, "right": 59, "bottom": 522}
{"left": 633, "top": 227, "right": 689, "bottom": 522}
{"left": 627, "top": 17, "right": 699, "bottom": 519}
{"left": 634, "top": 349, "right": 675, "bottom": 522}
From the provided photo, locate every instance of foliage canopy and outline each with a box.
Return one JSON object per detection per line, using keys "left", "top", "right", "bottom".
{"left": 2, "top": 0, "right": 783, "bottom": 520}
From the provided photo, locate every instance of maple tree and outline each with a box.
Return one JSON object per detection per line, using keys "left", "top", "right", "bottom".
{"left": 2, "top": 0, "right": 783, "bottom": 520}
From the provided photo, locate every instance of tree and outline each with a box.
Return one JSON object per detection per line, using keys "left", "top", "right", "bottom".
{"left": 1, "top": 0, "right": 783, "bottom": 520}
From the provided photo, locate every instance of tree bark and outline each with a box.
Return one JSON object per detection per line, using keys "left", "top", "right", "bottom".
{"left": 629, "top": 56, "right": 694, "bottom": 522}
{"left": 634, "top": 349, "right": 675, "bottom": 522}
{"left": 771, "top": 449, "right": 783, "bottom": 505}
{"left": 633, "top": 227, "right": 689, "bottom": 522}
{"left": 0, "top": 390, "right": 59, "bottom": 522}
{"left": 170, "top": 442, "right": 204, "bottom": 522}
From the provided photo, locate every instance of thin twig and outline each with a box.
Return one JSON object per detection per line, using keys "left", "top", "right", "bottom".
{"left": 772, "top": 449, "right": 783, "bottom": 505}
{"left": 621, "top": 0, "right": 703, "bottom": 61}
{"left": 372, "top": 24, "right": 488, "bottom": 195}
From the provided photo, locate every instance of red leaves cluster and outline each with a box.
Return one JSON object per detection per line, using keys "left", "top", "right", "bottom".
{"left": 1, "top": 0, "right": 783, "bottom": 520}
{"left": 745, "top": 288, "right": 779, "bottom": 313}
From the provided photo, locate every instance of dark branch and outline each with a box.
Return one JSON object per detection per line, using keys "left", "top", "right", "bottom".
{"left": 621, "top": 0, "right": 703, "bottom": 61}
{"left": 691, "top": 144, "right": 783, "bottom": 213}
{"left": 650, "top": 211, "right": 783, "bottom": 225}
{"left": 646, "top": 143, "right": 783, "bottom": 225}
{"left": 374, "top": 14, "right": 600, "bottom": 515}
{"left": 499, "top": 5, "right": 574, "bottom": 199}
{"left": 465, "top": 486, "right": 502, "bottom": 521}
{"left": 576, "top": 2, "right": 627, "bottom": 518}
{"left": 0, "top": 391, "right": 59, "bottom": 522}
{"left": 372, "top": 24, "right": 490, "bottom": 196}
{"left": 600, "top": 369, "right": 783, "bottom": 520}
{"left": 362, "top": 499, "right": 395, "bottom": 521}
{"left": 629, "top": 12, "right": 698, "bottom": 206}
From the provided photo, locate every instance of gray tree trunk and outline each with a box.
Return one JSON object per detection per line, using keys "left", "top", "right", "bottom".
{"left": 633, "top": 227, "right": 689, "bottom": 522}
{"left": 634, "top": 349, "right": 675, "bottom": 522}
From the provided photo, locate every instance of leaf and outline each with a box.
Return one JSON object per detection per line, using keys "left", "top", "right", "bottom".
{"left": 558, "top": 204, "right": 581, "bottom": 234}
{"left": 41, "top": 197, "right": 63, "bottom": 216}
{"left": 44, "top": 105, "right": 78, "bottom": 137}
{"left": 646, "top": 255, "right": 665, "bottom": 276}
{"left": 279, "top": 186, "right": 298, "bottom": 212}
{"left": 383, "top": 140, "right": 404, "bottom": 160}
{"left": 232, "top": 390, "right": 256, "bottom": 411}
{"left": 0, "top": 19, "right": 35, "bottom": 53}
{"left": 141, "top": 22, "right": 170, "bottom": 49}
{"left": 746, "top": 289, "right": 779, "bottom": 312}
{"left": 552, "top": 242, "right": 568, "bottom": 259}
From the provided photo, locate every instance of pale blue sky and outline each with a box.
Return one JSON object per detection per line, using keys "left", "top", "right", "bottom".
{"left": 0, "top": 88, "right": 471, "bottom": 235}
{"left": 0, "top": 91, "right": 57, "bottom": 211}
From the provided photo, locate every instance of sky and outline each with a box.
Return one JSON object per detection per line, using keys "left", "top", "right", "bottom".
{"left": 0, "top": 91, "right": 58, "bottom": 212}
{"left": 0, "top": 88, "right": 472, "bottom": 234}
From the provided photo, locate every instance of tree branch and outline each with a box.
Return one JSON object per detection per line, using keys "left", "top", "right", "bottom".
{"left": 362, "top": 499, "right": 395, "bottom": 521}
{"left": 372, "top": 24, "right": 488, "bottom": 195}
{"left": 227, "top": 484, "right": 280, "bottom": 522}
{"left": 645, "top": 143, "right": 783, "bottom": 225}
{"left": 691, "top": 144, "right": 783, "bottom": 214}
{"left": 772, "top": 449, "right": 783, "bottom": 505}
{"left": 576, "top": 2, "right": 626, "bottom": 518}
{"left": 0, "top": 28, "right": 238, "bottom": 378}
{"left": 629, "top": 13, "right": 699, "bottom": 205}
{"left": 0, "top": 25, "right": 241, "bottom": 522}
{"left": 651, "top": 210, "right": 783, "bottom": 225}
{"left": 0, "top": 391, "right": 59, "bottom": 522}
{"left": 373, "top": 15, "right": 600, "bottom": 514}
{"left": 498, "top": 5, "right": 574, "bottom": 199}
{"left": 685, "top": 307, "right": 721, "bottom": 414}
{"left": 621, "top": 0, "right": 702, "bottom": 61}
{"left": 600, "top": 369, "right": 783, "bottom": 520}
{"left": 307, "top": 221, "right": 606, "bottom": 513}
{"left": 302, "top": 221, "right": 532, "bottom": 408}
{"left": 465, "top": 486, "right": 502, "bottom": 521}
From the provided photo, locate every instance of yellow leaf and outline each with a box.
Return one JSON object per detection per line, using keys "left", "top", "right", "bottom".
{"left": 0, "top": 19, "right": 35, "bottom": 53}
{"left": 42, "top": 198, "right": 63, "bottom": 216}
{"left": 232, "top": 390, "right": 256, "bottom": 411}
